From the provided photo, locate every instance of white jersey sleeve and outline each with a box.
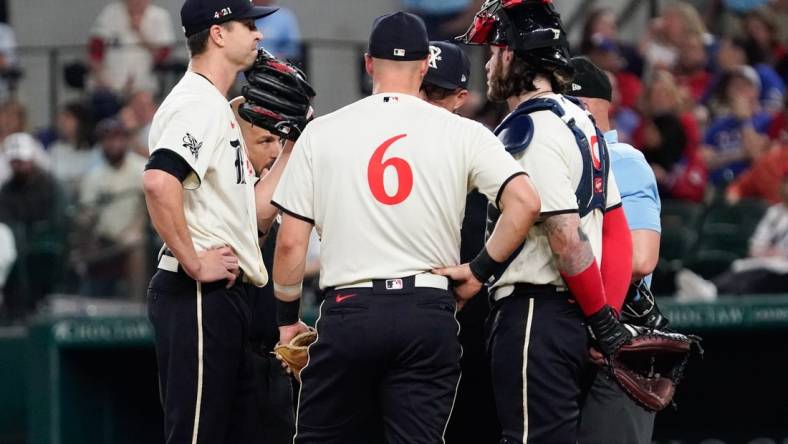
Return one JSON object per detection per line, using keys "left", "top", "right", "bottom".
{"left": 271, "top": 129, "right": 314, "bottom": 223}
{"left": 605, "top": 165, "right": 622, "bottom": 210}
{"left": 149, "top": 102, "right": 223, "bottom": 190}
{"left": 467, "top": 123, "right": 525, "bottom": 209}
{"left": 519, "top": 113, "right": 579, "bottom": 215}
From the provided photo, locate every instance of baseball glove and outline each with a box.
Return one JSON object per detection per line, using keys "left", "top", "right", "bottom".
{"left": 620, "top": 279, "right": 670, "bottom": 331}
{"left": 590, "top": 327, "right": 702, "bottom": 412}
{"left": 273, "top": 328, "right": 317, "bottom": 382}
{"left": 240, "top": 49, "right": 316, "bottom": 141}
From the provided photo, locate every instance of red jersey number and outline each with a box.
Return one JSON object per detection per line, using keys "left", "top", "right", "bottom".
{"left": 368, "top": 134, "right": 413, "bottom": 205}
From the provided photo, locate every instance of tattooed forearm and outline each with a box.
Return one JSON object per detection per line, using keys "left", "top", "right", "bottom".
{"left": 543, "top": 213, "right": 594, "bottom": 275}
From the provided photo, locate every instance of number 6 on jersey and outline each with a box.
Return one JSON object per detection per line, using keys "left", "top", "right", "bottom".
{"left": 367, "top": 134, "right": 413, "bottom": 205}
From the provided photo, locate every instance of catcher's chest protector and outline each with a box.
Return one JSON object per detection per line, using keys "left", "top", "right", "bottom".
{"left": 495, "top": 96, "right": 611, "bottom": 218}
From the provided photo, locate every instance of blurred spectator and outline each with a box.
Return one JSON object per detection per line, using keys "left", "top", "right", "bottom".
{"left": 677, "top": 171, "right": 788, "bottom": 298}
{"left": 727, "top": 144, "right": 788, "bottom": 203}
{"left": 88, "top": 0, "right": 175, "bottom": 95}
{"left": 0, "top": 21, "right": 18, "bottom": 101}
{"left": 402, "top": 0, "right": 483, "bottom": 40}
{"left": 608, "top": 72, "right": 640, "bottom": 144}
{"left": 579, "top": 7, "right": 643, "bottom": 76}
{"left": 49, "top": 102, "right": 100, "bottom": 200}
{"left": 723, "top": 0, "right": 770, "bottom": 14}
{"left": 0, "top": 221, "right": 16, "bottom": 310}
{"left": 713, "top": 37, "right": 784, "bottom": 113}
{"left": 640, "top": 2, "right": 714, "bottom": 74}
{"left": 767, "top": 97, "right": 788, "bottom": 143}
{"left": 0, "top": 131, "right": 50, "bottom": 186}
{"left": 742, "top": 7, "right": 786, "bottom": 65}
{"left": 73, "top": 119, "right": 146, "bottom": 299}
{"left": 253, "top": 0, "right": 302, "bottom": 62}
{"left": 0, "top": 100, "right": 27, "bottom": 140}
{"left": 0, "top": 133, "right": 67, "bottom": 316}
{"left": 635, "top": 70, "right": 706, "bottom": 201}
{"left": 118, "top": 90, "right": 157, "bottom": 157}
{"left": 703, "top": 66, "right": 772, "bottom": 185}
{"left": 675, "top": 34, "right": 712, "bottom": 103}
{"left": 586, "top": 37, "right": 641, "bottom": 110}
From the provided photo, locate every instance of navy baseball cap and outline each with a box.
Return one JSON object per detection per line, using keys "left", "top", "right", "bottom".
{"left": 568, "top": 57, "right": 612, "bottom": 102}
{"left": 180, "top": 0, "right": 278, "bottom": 37}
{"left": 424, "top": 41, "right": 470, "bottom": 90}
{"left": 368, "top": 12, "right": 429, "bottom": 61}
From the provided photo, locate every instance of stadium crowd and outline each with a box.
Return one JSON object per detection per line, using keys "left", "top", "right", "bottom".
{"left": 0, "top": 0, "right": 786, "bottom": 321}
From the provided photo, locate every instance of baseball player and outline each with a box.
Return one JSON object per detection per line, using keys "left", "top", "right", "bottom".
{"left": 457, "top": 1, "right": 634, "bottom": 442}
{"left": 271, "top": 12, "right": 541, "bottom": 443}
{"left": 420, "top": 40, "right": 501, "bottom": 443}
{"left": 142, "top": 1, "right": 313, "bottom": 443}
{"left": 569, "top": 57, "right": 663, "bottom": 444}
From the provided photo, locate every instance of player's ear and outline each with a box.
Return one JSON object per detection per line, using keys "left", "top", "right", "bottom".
{"left": 209, "top": 23, "right": 227, "bottom": 47}
{"left": 364, "top": 53, "right": 374, "bottom": 76}
{"left": 419, "top": 57, "right": 429, "bottom": 77}
{"left": 455, "top": 89, "right": 470, "bottom": 111}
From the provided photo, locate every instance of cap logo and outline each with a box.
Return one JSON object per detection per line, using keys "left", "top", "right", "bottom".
{"left": 461, "top": 74, "right": 467, "bottom": 82}
{"left": 571, "top": 83, "right": 582, "bottom": 91}
{"left": 393, "top": 48, "right": 406, "bottom": 57}
{"left": 428, "top": 45, "right": 442, "bottom": 69}
{"left": 551, "top": 28, "right": 561, "bottom": 40}
{"left": 214, "top": 7, "right": 232, "bottom": 19}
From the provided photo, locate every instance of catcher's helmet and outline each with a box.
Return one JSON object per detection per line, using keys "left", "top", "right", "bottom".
{"left": 457, "top": 0, "right": 571, "bottom": 71}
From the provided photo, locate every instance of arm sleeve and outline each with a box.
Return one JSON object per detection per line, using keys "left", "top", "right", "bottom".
{"left": 466, "top": 122, "right": 526, "bottom": 209}
{"left": 271, "top": 130, "right": 315, "bottom": 223}
{"left": 600, "top": 206, "right": 633, "bottom": 312}
{"left": 148, "top": 104, "right": 223, "bottom": 190}
{"left": 615, "top": 157, "right": 661, "bottom": 232}
{"left": 90, "top": 4, "right": 114, "bottom": 39}
{"left": 520, "top": 127, "right": 578, "bottom": 216}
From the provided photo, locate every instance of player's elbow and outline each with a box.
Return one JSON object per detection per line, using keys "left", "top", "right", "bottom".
{"left": 631, "top": 251, "right": 658, "bottom": 280}
{"left": 142, "top": 170, "right": 177, "bottom": 201}
{"left": 501, "top": 175, "right": 541, "bottom": 225}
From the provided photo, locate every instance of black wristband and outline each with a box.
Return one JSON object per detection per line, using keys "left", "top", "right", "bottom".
{"left": 276, "top": 299, "right": 301, "bottom": 326}
{"left": 468, "top": 247, "right": 506, "bottom": 284}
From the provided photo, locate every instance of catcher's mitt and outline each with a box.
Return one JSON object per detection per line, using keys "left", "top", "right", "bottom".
{"left": 590, "top": 327, "right": 702, "bottom": 412}
{"left": 240, "top": 49, "right": 316, "bottom": 141}
{"left": 273, "top": 328, "right": 317, "bottom": 382}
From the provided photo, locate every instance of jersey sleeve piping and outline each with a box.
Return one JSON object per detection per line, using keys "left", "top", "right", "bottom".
{"left": 495, "top": 171, "right": 529, "bottom": 210}
{"left": 271, "top": 200, "right": 315, "bottom": 225}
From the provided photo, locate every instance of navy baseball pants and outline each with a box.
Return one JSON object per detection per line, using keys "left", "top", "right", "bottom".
{"left": 294, "top": 277, "right": 462, "bottom": 444}
{"left": 487, "top": 284, "right": 593, "bottom": 444}
{"left": 148, "top": 268, "right": 262, "bottom": 444}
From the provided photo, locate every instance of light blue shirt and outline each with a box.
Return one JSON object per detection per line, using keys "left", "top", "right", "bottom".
{"left": 605, "top": 130, "right": 661, "bottom": 287}
{"left": 401, "top": 0, "right": 471, "bottom": 15}
{"left": 256, "top": 7, "right": 301, "bottom": 61}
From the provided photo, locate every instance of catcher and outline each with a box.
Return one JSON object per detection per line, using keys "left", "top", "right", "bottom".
{"left": 143, "top": 0, "right": 313, "bottom": 441}
{"left": 233, "top": 48, "right": 316, "bottom": 442}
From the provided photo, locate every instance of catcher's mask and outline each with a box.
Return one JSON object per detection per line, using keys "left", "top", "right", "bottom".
{"left": 457, "top": 0, "right": 571, "bottom": 70}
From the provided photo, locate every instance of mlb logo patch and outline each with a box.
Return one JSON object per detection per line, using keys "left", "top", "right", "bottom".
{"left": 594, "top": 177, "right": 603, "bottom": 193}
{"left": 385, "top": 279, "right": 403, "bottom": 290}
{"left": 393, "top": 48, "right": 406, "bottom": 57}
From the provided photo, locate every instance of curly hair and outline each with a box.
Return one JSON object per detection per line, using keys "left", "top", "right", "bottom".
{"left": 488, "top": 49, "right": 573, "bottom": 101}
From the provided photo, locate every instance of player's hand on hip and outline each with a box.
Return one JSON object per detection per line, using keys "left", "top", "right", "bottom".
{"left": 193, "top": 246, "right": 239, "bottom": 286}
{"left": 277, "top": 321, "right": 310, "bottom": 372}
{"left": 432, "top": 264, "right": 483, "bottom": 310}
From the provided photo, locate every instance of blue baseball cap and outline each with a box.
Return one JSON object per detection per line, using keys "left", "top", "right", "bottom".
{"left": 368, "top": 12, "right": 429, "bottom": 61}
{"left": 424, "top": 41, "right": 470, "bottom": 90}
{"left": 181, "top": 0, "right": 278, "bottom": 37}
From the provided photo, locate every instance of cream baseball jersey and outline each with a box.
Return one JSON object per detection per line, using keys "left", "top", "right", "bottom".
{"left": 148, "top": 71, "right": 267, "bottom": 286}
{"left": 493, "top": 93, "right": 621, "bottom": 297}
{"left": 272, "top": 93, "right": 524, "bottom": 289}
